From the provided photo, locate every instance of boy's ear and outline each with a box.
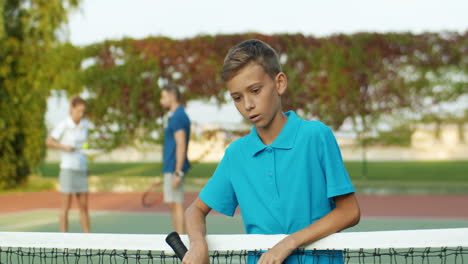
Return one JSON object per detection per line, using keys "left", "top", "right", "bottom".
{"left": 275, "top": 72, "right": 287, "bottom": 95}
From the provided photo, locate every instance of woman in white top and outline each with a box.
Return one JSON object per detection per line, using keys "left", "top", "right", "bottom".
{"left": 46, "top": 96, "right": 90, "bottom": 233}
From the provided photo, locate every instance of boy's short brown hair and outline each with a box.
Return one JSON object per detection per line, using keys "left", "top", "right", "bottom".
{"left": 221, "top": 39, "right": 282, "bottom": 82}
{"left": 70, "top": 95, "right": 86, "bottom": 107}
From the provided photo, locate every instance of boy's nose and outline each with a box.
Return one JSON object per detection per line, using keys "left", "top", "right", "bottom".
{"left": 243, "top": 97, "right": 255, "bottom": 111}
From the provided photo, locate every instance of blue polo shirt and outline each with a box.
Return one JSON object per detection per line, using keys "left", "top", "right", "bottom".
{"left": 162, "top": 106, "right": 191, "bottom": 173}
{"left": 200, "top": 110, "right": 354, "bottom": 233}
{"left": 200, "top": 111, "right": 353, "bottom": 263}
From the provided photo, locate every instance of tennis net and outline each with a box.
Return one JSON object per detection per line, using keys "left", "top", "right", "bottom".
{"left": 1, "top": 228, "right": 467, "bottom": 264}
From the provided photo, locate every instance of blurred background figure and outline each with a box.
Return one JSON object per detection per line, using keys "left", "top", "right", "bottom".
{"left": 159, "top": 84, "right": 191, "bottom": 234}
{"left": 46, "top": 96, "right": 90, "bottom": 233}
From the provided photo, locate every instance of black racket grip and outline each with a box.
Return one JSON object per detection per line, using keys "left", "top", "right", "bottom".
{"left": 166, "top": 232, "right": 188, "bottom": 260}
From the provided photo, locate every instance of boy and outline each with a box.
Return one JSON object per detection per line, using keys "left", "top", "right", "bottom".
{"left": 184, "top": 40, "right": 360, "bottom": 264}
{"left": 46, "top": 96, "right": 90, "bottom": 233}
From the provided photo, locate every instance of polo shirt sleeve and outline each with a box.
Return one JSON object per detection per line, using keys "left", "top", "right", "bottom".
{"left": 199, "top": 149, "right": 238, "bottom": 217}
{"left": 319, "top": 126, "right": 355, "bottom": 199}
{"left": 170, "top": 111, "right": 186, "bottom": 133}
{"left": 50, "top": 120, "right": 66, "bottom": 140}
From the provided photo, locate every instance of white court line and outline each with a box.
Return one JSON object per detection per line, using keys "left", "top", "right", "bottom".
{"left": 1, "top": 217, "right": 64, "bottom": 231}
{"left": 0, "top": 210, "right": 109, "bottom": 231}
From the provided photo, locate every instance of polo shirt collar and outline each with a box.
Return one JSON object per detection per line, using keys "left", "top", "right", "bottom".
{"left": 247, "top": 111, "right": 300, "bottom": 157}
{"left": 66, "top": 116, "right": 79, "bottom": 128}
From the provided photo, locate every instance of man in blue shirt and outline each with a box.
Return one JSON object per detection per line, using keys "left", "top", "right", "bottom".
{"left": 184, "top": 40, "right": 360, "bottom": 264}
{"left": 160, "top": 83, "right": 191, "bottom": 234}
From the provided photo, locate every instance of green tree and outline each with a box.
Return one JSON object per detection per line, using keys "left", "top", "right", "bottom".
{"left": 77, "top": 33, "right": 467, "bottom": 151}
{"left": 0, "top": 0, "right": 80, "bottom": 189}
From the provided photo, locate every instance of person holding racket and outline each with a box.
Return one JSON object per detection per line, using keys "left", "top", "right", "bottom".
{"left": 160, "top": 83, "right": 191, "bottom": 234}
{"left": 184, "top": 40, "right": 360, "bottom": 264}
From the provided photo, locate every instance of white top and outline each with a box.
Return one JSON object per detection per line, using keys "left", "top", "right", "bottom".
{"left": 50, "top": 117, "right": 88, "bottom": 170}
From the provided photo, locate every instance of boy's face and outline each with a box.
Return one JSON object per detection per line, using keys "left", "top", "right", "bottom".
{"left": 227, "top": 62, "right": 287, "bottom": 129}
{"left": 70, "top": 103, "right": 86, "bottom": 123}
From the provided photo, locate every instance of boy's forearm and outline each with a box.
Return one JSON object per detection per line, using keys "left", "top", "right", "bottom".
{"left": 183, "top": 199, "right": 211, "bottom": 264}
{"left": 288, "top": 208, "right": 358, "bottom": 248}
{"left": 282, "top": 194, "right": 360, "bottom": 250}
{"left": 46, "top": 137, "right": 67, "bottom": 150}
{"left": 185, "top": 204, "right": 208, "bottom": 245}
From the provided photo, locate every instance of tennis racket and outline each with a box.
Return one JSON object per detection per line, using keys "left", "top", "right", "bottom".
{"left": 165, "top": 231, "right": 188, "bottom": 260}
{"left": 141, "top": 178, "right": 163, "bottom": 207}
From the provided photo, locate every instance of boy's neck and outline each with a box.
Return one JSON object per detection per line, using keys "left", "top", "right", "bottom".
{"left": 70, "top": 116, "right": 81, "bottom": 125}
{"left": 256, "top": 111, "right": 288, "bottom": 146}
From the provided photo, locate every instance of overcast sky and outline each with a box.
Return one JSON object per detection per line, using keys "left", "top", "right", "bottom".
{"left": 67, "top": 0, "right": 467, "bottom": 45}
{"left": 47, "top": 0, "right": 468, "bottom": 128}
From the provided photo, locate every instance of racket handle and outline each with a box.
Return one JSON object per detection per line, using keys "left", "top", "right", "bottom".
{"left": 166, "top": 231, "right": 188, "bottom": 260}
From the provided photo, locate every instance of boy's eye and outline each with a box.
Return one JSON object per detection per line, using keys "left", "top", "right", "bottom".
{"left": 252, "top": 88, "right": 260, "bottom": 94}
{"left": 232, "top": 96, "right": 241, "bottom": 102}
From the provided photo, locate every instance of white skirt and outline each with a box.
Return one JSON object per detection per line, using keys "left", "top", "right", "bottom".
{"left": 59, "top": 169, "right": 88, "bottom": 193}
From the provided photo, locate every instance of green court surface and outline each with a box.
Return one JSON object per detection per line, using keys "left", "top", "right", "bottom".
{"left": 1, "top": 210, "right": 467, "bottom": 234}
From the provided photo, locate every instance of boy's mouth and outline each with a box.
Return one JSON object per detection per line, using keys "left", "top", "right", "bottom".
{"left": 249, "top": 114, "right": 260, "bottom": 122}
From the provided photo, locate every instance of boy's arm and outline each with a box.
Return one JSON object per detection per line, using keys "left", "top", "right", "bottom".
{"left": 183, "top": 197, "right": 212, "bottom": 264}
{"left": 257, "top": 193, "right": 360, "bottom": 264}
{"left": 46, "top": 136, "right": 74, "bottom": 152}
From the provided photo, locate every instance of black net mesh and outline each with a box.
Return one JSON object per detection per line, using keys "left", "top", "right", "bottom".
{"left": 1, "top": 246, "right": 466, "bottom": 264}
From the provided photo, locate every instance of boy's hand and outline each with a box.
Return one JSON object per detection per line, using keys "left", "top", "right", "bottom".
{"left": 183, "top": 241, "right": 209, "bottom": 264}
{"left": 258, "top": 238, "right": 296, "bottom": 264}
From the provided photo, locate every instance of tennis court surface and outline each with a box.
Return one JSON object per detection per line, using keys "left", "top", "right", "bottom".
{"left": 1, "top": 192, "right": 468, "bottom": 218}
{"left": 1, "top": 192, "right": 467, "bottom": 263}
